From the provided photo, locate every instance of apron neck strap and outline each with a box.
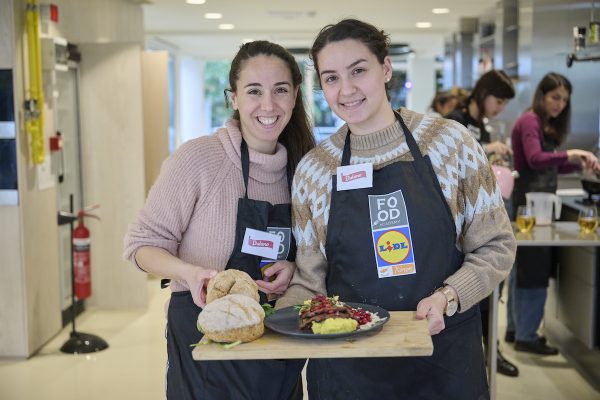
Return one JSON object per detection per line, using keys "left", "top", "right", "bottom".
{"left": 286, "top": 164, "right": 293, "bottom": 193}
{"left": 341, "top": 111, "right": 425, "bottom": 166}
{"left": 241, "top": 138, "right": 250, "bottom": 199}
{"left": 240, "top": 138, "right": 293, "bottom": 199}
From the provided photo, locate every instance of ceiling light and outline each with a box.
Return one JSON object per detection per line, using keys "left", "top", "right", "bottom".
{"left": 186, "top": 0, "right": 206, "bottom": 4}
{"left": 416, "top": 22, "right": 432, "bottom": 28}
{"left": 432, "top": 8, "right": 450, "bottom": 14}
{"left": 218, "top": 23, "right": 235, "bottom": 30}
{"left": 204, "top": 13, "right": 222, "bottom": 19}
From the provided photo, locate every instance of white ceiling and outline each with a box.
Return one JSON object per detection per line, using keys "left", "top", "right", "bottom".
{"left": 143, "top": 0, "right": 496, "bottom": 59}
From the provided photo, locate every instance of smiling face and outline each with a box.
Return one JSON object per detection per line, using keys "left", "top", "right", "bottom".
{"left": 543, "top": 86, "right": 570, "bottom": 118}
{"left": 482, "top": 95, "right": 509, "bottom": 119}
{"left": 316, "top": 39, "right": 394, "bottom": 135}
{"left": 230, "top": 55, "right": 298, "bottom": 154}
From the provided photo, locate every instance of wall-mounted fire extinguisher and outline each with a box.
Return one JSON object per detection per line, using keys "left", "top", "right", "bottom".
{"left": 73, "top": 205, "right": 100, "bottom": 300}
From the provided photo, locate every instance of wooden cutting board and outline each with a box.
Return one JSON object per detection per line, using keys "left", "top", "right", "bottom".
{"left": 192, "top": 311, "right": 432, "bottom": 361}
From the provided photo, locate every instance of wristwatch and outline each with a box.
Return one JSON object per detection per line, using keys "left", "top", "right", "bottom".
{"left": 435, "top": 286, "right": 458, "bottom": 316}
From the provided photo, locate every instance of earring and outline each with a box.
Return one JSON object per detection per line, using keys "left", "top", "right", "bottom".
{"left": 385, "top": 78, "right": 391, "bottom": 83}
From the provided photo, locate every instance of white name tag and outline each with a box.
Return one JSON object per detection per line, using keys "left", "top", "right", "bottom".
{"left": 336, "top": 163, "right": 373, "bottom": 191}
{"left": 241, "top": 228, "right": 281, "bottom": 260}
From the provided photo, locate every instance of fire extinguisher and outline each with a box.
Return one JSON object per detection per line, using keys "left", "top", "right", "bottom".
{"left": 73, "top": 205, "right": 100, "bottom": 300}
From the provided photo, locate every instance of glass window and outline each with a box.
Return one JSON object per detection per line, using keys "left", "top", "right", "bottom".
{"left": 204, "top": 60, "right": 231, "bottom": 131}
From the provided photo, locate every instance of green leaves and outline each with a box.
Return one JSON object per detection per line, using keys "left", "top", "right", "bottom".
{"left": 262, "top": 303, "right": 275, "bottom": 318}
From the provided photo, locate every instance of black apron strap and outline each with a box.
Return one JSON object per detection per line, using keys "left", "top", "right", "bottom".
{"left": 341, "top": 112, "right": 427, "bottom": 170}
{"left": 241, "top": 139, "right": 250, "bottom": 199}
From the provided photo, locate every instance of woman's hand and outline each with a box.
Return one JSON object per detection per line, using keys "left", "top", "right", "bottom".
{"left": 184, "top": 266, "right": 217, "bottom": 308}
{"left": 567, "top": 149, "right": 600, "bottom": 172}
{"left": 415, "top": 291, "right": 448, "bottom": 335}
{"left": 485, "top": 141, "right": 512, "bottom": 157}
{"left": 255, "top": 260, "right": 296, "bottom": 295}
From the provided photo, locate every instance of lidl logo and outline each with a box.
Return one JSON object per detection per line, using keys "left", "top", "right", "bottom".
{"left": 376, "top": 230, "right": 411, "bottom": 264}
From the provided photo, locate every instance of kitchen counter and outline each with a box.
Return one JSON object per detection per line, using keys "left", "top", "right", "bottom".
{"left": 514, "top": 221, "right": 600, "bottom": 246}
{"left": 515, "top": 213, "right": 600, "bottom": 391}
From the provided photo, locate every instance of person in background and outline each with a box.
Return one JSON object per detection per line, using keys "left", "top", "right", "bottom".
{"left": 277, "top": 18, "right": 516, "bottom": 399}
{"left": 123, "top": 40, "right": 314, "bottom": 400}
{"left": 448, "top": 85, "right": 470, "bottom": 107}
{"left": 427, "top": 90, "right": 459, "bottom": 117}
{"left": 446, "top": 69, "right": 519, "bottom": 377}
{"left": 510, "top": 72, "right": 600, "bottom": 355}
{"left": 446, "top": 70, "right": 514, "bottom": 159}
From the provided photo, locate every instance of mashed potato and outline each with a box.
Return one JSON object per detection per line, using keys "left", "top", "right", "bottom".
{"left": 311, "top": 318, "right": 358, "bottom": 334}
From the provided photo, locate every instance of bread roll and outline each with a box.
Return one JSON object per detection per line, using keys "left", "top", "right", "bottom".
{"left": 198, "top": 294, "right": 265, "bottom": 343}
{"left": 206, "top": 269, "right": 259, "bottom": 304}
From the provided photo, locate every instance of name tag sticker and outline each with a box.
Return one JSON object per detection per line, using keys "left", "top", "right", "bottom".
{"left": 336, "top": 163, "right": 373, "bottom": 191}
{"left": 241, "top": 228, "right": 281, "bottom": 260}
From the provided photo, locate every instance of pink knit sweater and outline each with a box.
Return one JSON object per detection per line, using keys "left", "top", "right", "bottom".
{"left": 123, "top": 120, "right": 291, "bottom": 292}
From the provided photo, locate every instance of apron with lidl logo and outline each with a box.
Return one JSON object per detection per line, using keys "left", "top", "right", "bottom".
{"left": 306, "top": 113, "right": 488, "bottom": 400}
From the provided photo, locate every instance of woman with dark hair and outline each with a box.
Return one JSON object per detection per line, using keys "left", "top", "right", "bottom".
{"left": 447, "top": 69, "right": 520, "bottom": 378}
{"left": 428, "top": 90, "right": 458, "bottom": 117}
{"left": 446, "top": 69, "right": 515, "bottom": 157}
{"left": 510, "top": 72, "right": 600, "bottom": 355}
{"left": 124, "top": 40, "right": 314, "bottom": 399}
{"left": 278, "top": 18, "right": 516, "bottom": 399}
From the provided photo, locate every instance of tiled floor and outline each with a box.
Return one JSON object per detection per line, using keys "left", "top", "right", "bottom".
{"left": 1, "top": 278, "right": 599, "bottom": 400}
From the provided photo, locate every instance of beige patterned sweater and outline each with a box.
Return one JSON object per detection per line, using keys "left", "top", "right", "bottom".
{"left": 277, "top": 109, "right": 516, "bottom": 312}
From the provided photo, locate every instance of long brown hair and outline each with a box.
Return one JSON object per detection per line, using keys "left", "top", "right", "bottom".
{"left": 531, "top": 72, "right": 572, "bottom": 145}
{"left": 226, "top": 40, "right": 315, "bottom": 173}
{"left": 462, "top": 70, "right": 515, "bottom": 133}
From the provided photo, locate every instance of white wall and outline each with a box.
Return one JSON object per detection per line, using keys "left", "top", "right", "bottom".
{"left": 1, "top": 0, "right": 147, "bottom": 357}
{"left": 406, "top": 55, "right": 437, "bottom": 115}
{"left": 142, "top": 51, "right": 170, "bottom": 194}
{"left": 78, "top": 43, "right": 147, "bottom": 308}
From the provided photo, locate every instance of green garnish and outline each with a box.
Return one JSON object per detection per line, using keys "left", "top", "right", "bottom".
{"left": 262, "top": 303, "right": 275, "bottom": 318}
{"left": 220, "top": 341, "right": 242, "bottom": 349}
{"left": 190, "top": 339, "right": 242, "bottom": 349}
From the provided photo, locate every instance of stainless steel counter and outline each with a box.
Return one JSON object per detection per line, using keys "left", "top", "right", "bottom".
{"left": 510, "top": 211, "right": 600, "bottom": 391}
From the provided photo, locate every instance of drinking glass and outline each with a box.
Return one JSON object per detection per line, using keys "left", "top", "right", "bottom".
{"left": 578, "top": 206, "right": 599, "bottom": 234}
{"left": 516, "top": 205, "right": 535, "bottom": 233}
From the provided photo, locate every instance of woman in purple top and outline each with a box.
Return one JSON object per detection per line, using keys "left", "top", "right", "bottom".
{"left": 510, "top": 72, "right": 600, "bottom": 355}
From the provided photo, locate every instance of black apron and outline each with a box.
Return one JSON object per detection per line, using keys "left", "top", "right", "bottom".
{"left": 512, "top": 134, "right": 558, "bottom": 289}
{"left": 306, "top": 114, "right": 488, "bottom": 400}
{"left": 225, "top": 139, "right": 297, "bottom": 304}
{"left": 166, "top": 139, "right": 304, "bottom": 400}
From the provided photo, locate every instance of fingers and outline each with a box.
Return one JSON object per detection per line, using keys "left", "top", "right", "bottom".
{"left": 256, "top": 272, "right": 288, "bottom": 294}
{"left": 415, "top": 298, "right": 430, "bottom": 320}
{"left": 262, "top": 262, "right": 286, "bottom": 278}
{"left": 263, "top": 260, "right": 294, "bottom": 278}
{"left": 205, "top": 269, "right": 217, "bottom": 280}
{"left": 197, "top": 290, "right": 207, "bottom": 308}
{"left": 428, "top": 314, "right": 445, "bottom": 335}
{"left": 256, "top": 279, "right": 284, "bottom": 294}
{"left": 191, "top": 287, "right": 207, "bottom": 308}
{"left": 415, "top": 295, "right": 446, "bottom": 335}
{"left": 259, "top": 261, "right": 294, "bottom": 295}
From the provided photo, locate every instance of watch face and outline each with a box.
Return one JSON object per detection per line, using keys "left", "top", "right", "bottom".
{"left": 446, "top": 301, "right": 458, "bottom": 316}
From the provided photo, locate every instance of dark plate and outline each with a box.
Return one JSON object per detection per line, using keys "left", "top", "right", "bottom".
{"left": 264, "top": 302, "right": 390, "bottom": 339}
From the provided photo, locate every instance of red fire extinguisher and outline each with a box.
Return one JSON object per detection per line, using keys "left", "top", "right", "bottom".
{"left": 73, "top": 205, "right": 100, "bottom": 300}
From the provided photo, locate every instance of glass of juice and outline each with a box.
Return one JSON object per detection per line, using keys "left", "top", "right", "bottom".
{"left": 578, "top": 206, "right": 598, "bottom": 234}
{"left": 516, "top": 205, "right": 535, "bottom": 233}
